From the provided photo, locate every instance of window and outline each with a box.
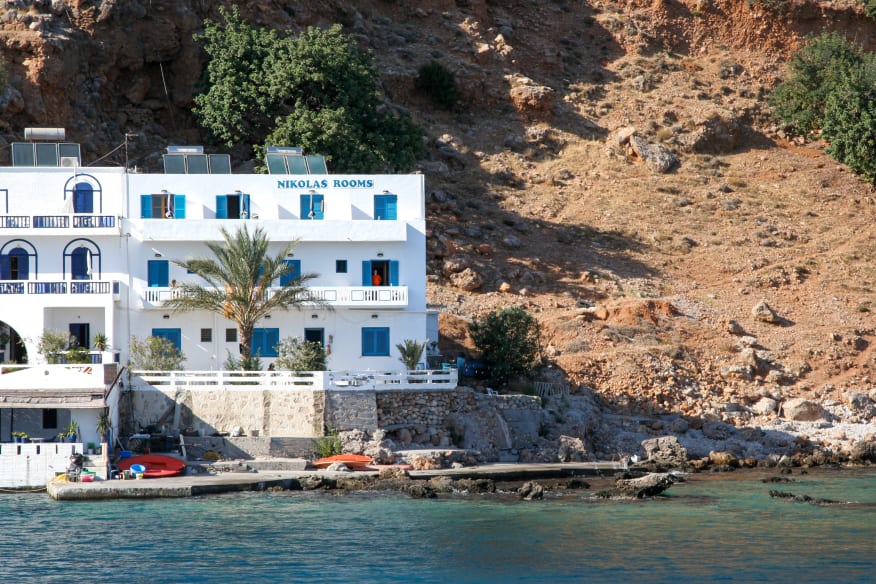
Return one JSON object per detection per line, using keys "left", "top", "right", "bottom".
{"left": 200, "top": 328, "right": 212, "bottom": 343}
{"left": 140, "top": 193, "right": 186, "bottom": 219}
{"left": 362, "top": 327, "right": 390, "bottom": 356}
{"left": 280, "top": 259, "right": 301, "bottom": 286}
{"left": 70, "top": 247, "right": 92, "bottom": 280}
{"left": 336, "top": 259, "right": 347, "bottom": 273}
{"left": 374, "top": 193, "right": 398, "bottom": 220}
{"left": 216, "top": 193, "right": 250, "bottom": 219}
{"left": 72, "top": 182, "right": 94, "bottom": 213}
{"left": 42, "top": 409, "right": 58, "bottom": 430}
{"left": 304, "top": 328, "right": 325, "bottom": 346}
{"left": 148, "top": 260, "right": 169, "bottom": 287}
{"left": 0, "top": 247, "right": 31, "bottom": 280}
{"left": 226, "top": 328, "right": 237, "bottom": 343}
{"left": 69, "top": 323, "right": 90, "bottom": 349}
{"left": 252, "top": 328, "right": 280, "bottom": 357}
{"left": 300, "top": 193, "right": 325, "bottom": 220}
{"left": 152, "top": 328, "right": 182, "bottom": 351}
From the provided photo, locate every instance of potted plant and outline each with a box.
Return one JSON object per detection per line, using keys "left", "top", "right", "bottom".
{"left": 93, "top": 332, "right": 109, "bottom": 351}
{"left": 12, "top": 431, "right": 27, "bottom": 443}
{"left": 96, "top": 412, "right": 112, "bottom": 452}
{"left": 65, "top": 421, "right": 79, "bottom": 443}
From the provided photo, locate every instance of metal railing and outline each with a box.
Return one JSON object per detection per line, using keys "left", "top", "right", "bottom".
{"left": 0, "top": 280, "right": 116, "bottom": 296}
{"left": 0, "top": 214, "right": 115, "bottom": 229}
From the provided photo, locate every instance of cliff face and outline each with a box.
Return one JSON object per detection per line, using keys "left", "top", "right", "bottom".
{"left": 2, "top": 0, "right": 876, "bottom": 431}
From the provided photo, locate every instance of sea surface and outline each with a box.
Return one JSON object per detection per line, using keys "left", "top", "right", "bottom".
{"left": 1, "top": 468, "right": 874, "bottom": 583}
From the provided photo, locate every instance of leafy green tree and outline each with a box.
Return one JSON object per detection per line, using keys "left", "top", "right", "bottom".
{"left": 194, "top": 7, "right": 424, "bottom": 172}
{"left": 129, "top": 336, "right": 186, "bottom": 371}
{"left": 822, "top": 54, "right": 876, "bottom": 183}
{"left": 162, "top": 225, "right": 321, "bottom": 370}
{"left": 469, "top": 307, "right": 542, "bottom": 386}
{"left": 769, "top": 32, "right": 863, "bottom": 135}
{"left": 275, "top": 336, "right": 327, "bottom": 371}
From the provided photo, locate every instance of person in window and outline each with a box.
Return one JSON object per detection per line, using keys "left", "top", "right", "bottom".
{"left": 372, "top": 270, "right": 382, "bottom": 286}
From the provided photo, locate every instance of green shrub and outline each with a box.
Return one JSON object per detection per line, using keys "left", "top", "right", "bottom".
{"left": 129, "top": 336, "right": 186, "bottom": 370}
{"left": 469, "top": 306, "right": 542, "bottom": 386}
{"left": 274, "top": 336, "right": 326, "bottom": 371}
{"left": 313, "top": 425, "right": 342, "bottom": 458}
{"left": 37, "top": 330, "right": 72, "bottom": 364}
{"left": 768, "top": 32, "right": 863, "bottom": 136}
{"left": 415, "top": 61, "right": 459, "bottom": 110}
{"left": 865, "top": 0, "right": 876, "bottom": 19}
{"left": 396, "top": 339, "right": 426, "bottom": 371}
{"left": 822, "top": 54, "right": 876, "bottom": 183}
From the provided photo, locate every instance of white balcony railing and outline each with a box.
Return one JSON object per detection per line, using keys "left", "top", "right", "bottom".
{"left": 142, "top": 285, "right": 408, "bottom": 308}
{"left": 132, "top": 369, "right": 457, "bottom": 391}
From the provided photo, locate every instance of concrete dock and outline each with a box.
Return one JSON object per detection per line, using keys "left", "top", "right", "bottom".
{"left": 45, "top": 460, "right": 626, "bottom": 500}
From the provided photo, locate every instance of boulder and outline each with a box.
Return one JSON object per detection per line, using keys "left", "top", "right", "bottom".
{"left": 641, "top": 435, "right": 688, "bottom": 467}
{"left": 628, "top": 135, "right": 679, "bottom": 173}
{"left": 517, "top": 481, "right": 545, "bottom": 500}
{"left": 557, "top": 435, "right": 587, "bottom": 462}
{"left": 782, "top": 398, "right": 829, "bottom": 422}
{"left": 752, "top": 301, "right": 781, "bottom": 324}
{"left": 613, "top": 473, "right": 677, "bottom": 498}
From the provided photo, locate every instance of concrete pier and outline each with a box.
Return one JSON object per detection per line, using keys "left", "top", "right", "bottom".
{"left": 46, "top": 461, "right": 627, "bottom": 501}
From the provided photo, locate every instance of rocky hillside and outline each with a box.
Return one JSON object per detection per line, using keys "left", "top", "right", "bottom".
{"left": 2, "top": 0, "right": 876, "bottom": 439}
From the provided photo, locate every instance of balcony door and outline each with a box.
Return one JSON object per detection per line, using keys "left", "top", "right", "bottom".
{"left": 72, "top": 182, "right": 94, "bottom": 213}
{"left": 69, "top": 323, "right": 90, "bottom": 349}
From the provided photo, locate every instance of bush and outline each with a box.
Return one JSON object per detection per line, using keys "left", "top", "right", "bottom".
{"left": 822, "top": 54, "right": 876, "bottom": 183}
{"left": 415, "top": 61, "right": 459, "bottom": 110}
{"left": 768, "top": 32, "right": 863, "bottom": 136}
{"left": 274, "top": 337, "right": 326, "bottom": 372}
{"left": 129, "top": 336, "right": 186, "bottom": 370}
{"left": 37, "top": 330, "right": 72, "bottom": 364}
{"left": 396, "top": 339, "right": 426, "bottom": 371}
{"left": 313, "top": 425, "right": 342, "bottom": 458}
{"left": 469, "top": 306, "right": 542, "bottom": 386}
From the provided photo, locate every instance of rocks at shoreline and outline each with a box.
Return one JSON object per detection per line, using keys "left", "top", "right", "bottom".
{"left": 768, "top": 490, "right": 845, "bottom": 506}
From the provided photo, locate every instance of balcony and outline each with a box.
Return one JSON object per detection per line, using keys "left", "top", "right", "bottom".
{"left": 0, "top": 280, "right": 119, "bottom": 297}
{"left": 142, "top": 285, "right": 409, "bottom": 309}
{"left": 0, "top": 214, "right": 116, "bottom": 231}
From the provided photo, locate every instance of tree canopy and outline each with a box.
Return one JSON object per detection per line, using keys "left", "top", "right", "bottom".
{"left": 193, "top": 7, "right": 424, "bottom": 173}
{"left": 469, "top": 307, "right": 542, "bottom": 386}
{"left": 163, "top": 225, "right": 321, "bottom": 369}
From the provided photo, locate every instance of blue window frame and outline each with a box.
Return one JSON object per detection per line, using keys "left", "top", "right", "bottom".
{"left": 300, "top": 194, "right": 325, "bottom": 220}
{"left": 374, "top": 194, "right": 397, "bottom": 220}
{"left": 216, "top": 193, "right": 250, "bottom": 219}
{"left": 140, "top": 193, "right": 185, "bottom": 218}
{"left": 361, "top": 260, "right": 399, "bottom": 286}
{"left": 361, "top": 327, "right": 390, "bottom": 356}
{"left": 148, "top": 260, "right": 169, "bottom": 287}
{"left": 280, "top": 259, "right": 301, "bottom": 286}
{"left": 0, "top": 247, "right": 30, "bottom": 280}
{"left": 152, "top": 328, "right": 182, "bottom": 351}
{"left": 252, "top": 328, "right": 280, "bottom": 357}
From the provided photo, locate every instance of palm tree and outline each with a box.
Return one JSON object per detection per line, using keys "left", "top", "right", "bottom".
{"left": 163, "top": 225, "right": 321, "bottom": 369}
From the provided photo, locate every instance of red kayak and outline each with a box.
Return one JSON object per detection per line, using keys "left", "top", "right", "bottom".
{"left": 118, "top": 454, "right": 186, "bottom": 478}
{"left": 312, "top": 454, "right": 373, "bottom": 470}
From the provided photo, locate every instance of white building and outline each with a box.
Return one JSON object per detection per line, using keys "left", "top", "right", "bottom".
{"left": 0, "top": 132, "right": 441, "bottom": 483}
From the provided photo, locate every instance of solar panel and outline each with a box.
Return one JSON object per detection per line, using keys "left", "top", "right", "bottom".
{"left": 163, "top": 154, "right": 187, "bottom": 174}
{"left": 208, "top": 154, "right": 232, "bottom": 174}
{"left": 305, "top": 155, "right": 328, "bottom": 174}
{"left": 287, "top": 156, "right": 308, "bottom": 174}
{"left": 187, "top": 154, "right": 208, "bottom": 174}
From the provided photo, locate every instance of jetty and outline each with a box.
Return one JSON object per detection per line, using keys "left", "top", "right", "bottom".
{"left": 45, "top": 460, "right": 626, "bottom": 501}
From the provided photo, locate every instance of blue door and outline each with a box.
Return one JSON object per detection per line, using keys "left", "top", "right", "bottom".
{"left": 73, "top": 182, "right": 94, "bottom": 213}
{"left": 71, "top": 247, "right": 90, "bottom": 280}
{"left": 300, "top": 194, "right": 325, "bottom": 219}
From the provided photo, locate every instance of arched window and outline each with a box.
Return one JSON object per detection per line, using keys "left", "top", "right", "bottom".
{"left": 63, "top": 174, "right": 102, "bottom": 214}
{"left": 0, "top": 240, "right": 37, "bottom": 281}
{"left": 72, "top": 182, "right": 94, "bottom": 213}
{"left": 63, "top": 239, "right": 100, "bottom": 280}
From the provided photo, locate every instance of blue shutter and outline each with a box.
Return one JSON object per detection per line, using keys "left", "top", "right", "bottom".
{"left": 374, "top": 194, "right": 397, "bottom": 220}
{"left": 362, "top": 327, "right": 390, "bottom": 356}
{"left": 71, "top": 248, "right": 89, "bottom": 280}
{"left": 280, "top": 259, "right": 301, "bottom": 286}
{"left": 314, "top": 195, "right": 324, "bottom": 219}
{"left": 389, "top": 261, "right": 399, "bottom": 286}
{"left": 374, "top": 195, "right": 385, "bottom": 219}
{"left": 10, "top": 249, "right": 28, "bottom": 280}
{"left": 385, "top": 195, "right": 397, "bottom": 220}
{"left": 74, "top": 183, "right": 94, "bottom": 213}
{"left": 362, "top": 261, "right": 371, "bottom": 286}
{"left": 267, "top": 328, "right": 280, "bottom": 357}
{"left": 216, "top": 195, "right": 228, "bottom": 219}
{"left": 152, "top": 328, "right": 182, "bottom": 351}
{"left": 241, "top": 194, "right": 250, "bottom": 218}
{"left": 148, "top": 260, "right": 169, "bottom": 287}
{"left": 0, "top": 255, "right": 9, "bottom": 280}
{"left": 140, "top": 195, "right": 152, "bottom": 218}
{"left": 300, "top": 195, "right": 309, "bottom": 219}
{"left": 174, "top": 195, "right": 186, "bottom": 219}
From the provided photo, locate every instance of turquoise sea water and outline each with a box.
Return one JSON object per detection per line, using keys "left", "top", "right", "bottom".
{"left": 1, "top": 468, "right": 874, "bottom": 583}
